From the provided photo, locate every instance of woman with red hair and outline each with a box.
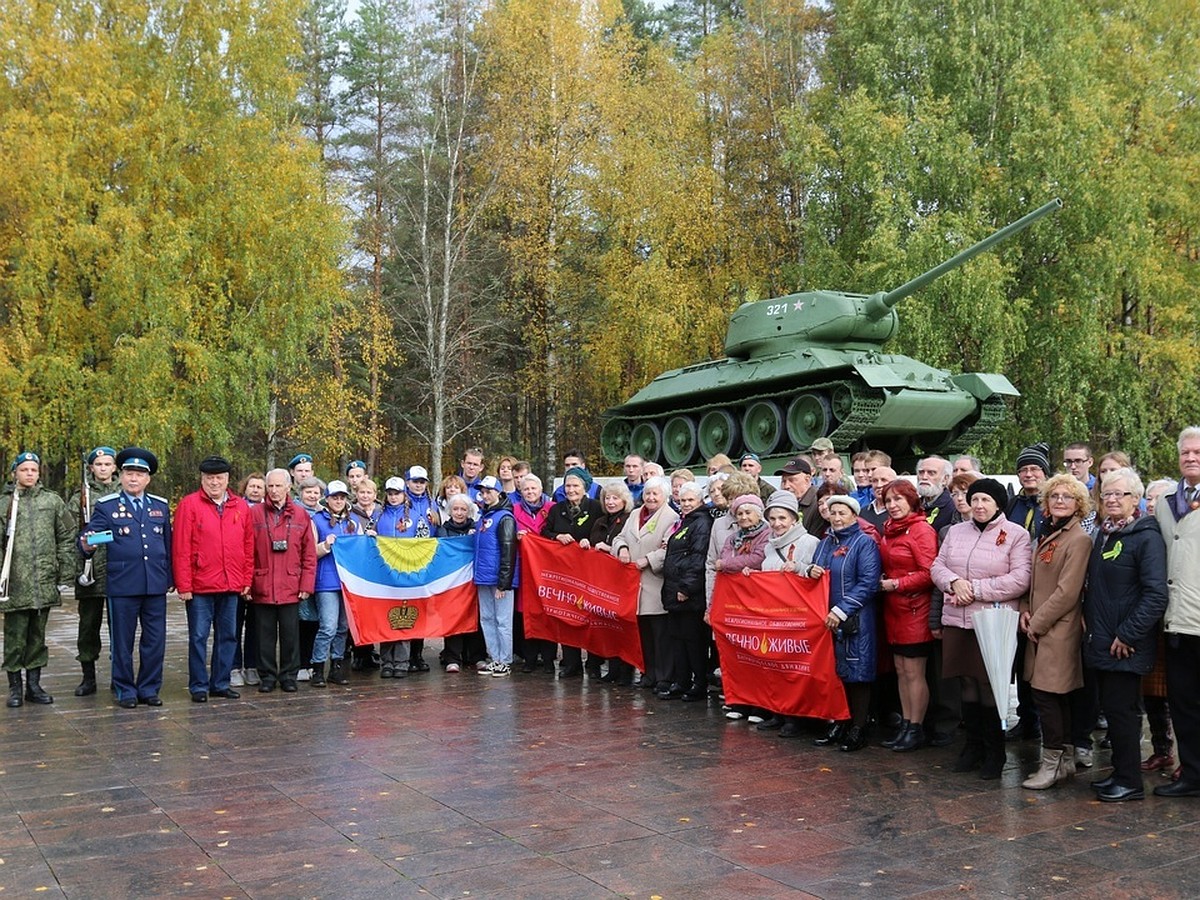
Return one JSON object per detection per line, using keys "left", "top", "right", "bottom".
{"left": 878, "top": 479, "right": 939, "bottom": 751}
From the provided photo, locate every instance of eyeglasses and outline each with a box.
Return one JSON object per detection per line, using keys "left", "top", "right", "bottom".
{"left": 1046, "top": 493, "right": 1075, "bottom": 502}
{"left": 1063, "top": 458, "right": 1089, "bottom": 466}
{"left": 1100, "top": 491, "right": 1134, "bottom": 500}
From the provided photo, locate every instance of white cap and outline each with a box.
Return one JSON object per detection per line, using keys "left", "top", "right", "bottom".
{"left": 407, "top": 465, "right": 429, "bottom": 481}
{"left": 326, "top": 480, "right": 350, "bottom": 497}
{"left": 478, "top": 475, "right": 503, "bottom": 493}
{"left": 384, "top": 476, "right": 405, "bottom": 492}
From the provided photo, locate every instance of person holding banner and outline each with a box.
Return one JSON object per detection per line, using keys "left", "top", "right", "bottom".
{"left": 586, "top": 483, "right": 634, "bottom": 683}
{"left": 660, "top": 482, "right": 712, "bottom": 701}
{"left": 542, "top": 468, "right": 605, "bottom": 677}
{"left": 613, "top": 477, "right": 679, "bottom": 692}
{"left": 716, "top": 493, "right": 771, "bottom": 720}
{"left": 757, "top": 490, "right": 819, "bottom": 735}
{"left": 514, "top": 474, "right": 553, "bottom": 673}
{"left": 807, "top": 495, "right": 881, "bottom": 751}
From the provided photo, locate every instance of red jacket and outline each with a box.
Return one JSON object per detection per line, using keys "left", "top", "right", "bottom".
{"left": 879, "top": 512, "right": 938, "bottom": 645}
{"left": 171, "top": 490, "right": 254, "bottom": 595}
{"left": 249, "top": 499, "right": 316, "bottom": 604}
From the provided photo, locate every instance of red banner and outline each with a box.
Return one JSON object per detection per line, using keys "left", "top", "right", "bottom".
{"left": 711, "top": 571, "right": 849, "bottom": 720}
{"left": 519, "top": 534, "right": 644, "bottom": 671}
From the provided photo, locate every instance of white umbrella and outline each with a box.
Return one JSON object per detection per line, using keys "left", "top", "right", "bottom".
{"left": 972, "top": 604, "right": 1021, "bottom": 727}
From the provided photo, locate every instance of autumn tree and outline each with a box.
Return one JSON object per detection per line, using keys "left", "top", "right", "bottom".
{"left": 0, "top": 0, "right": 345, "bottom": 491}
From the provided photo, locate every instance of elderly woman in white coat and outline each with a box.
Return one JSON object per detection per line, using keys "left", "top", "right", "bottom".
{"left": 613, "top": 476, "right": 679, "bottom": 692}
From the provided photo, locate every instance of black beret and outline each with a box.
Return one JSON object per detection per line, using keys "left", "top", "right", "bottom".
{"left": 199, "top": 456, "right": 232, "bottom": 475}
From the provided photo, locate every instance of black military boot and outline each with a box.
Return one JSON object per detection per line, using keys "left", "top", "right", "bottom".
{"left": 24, "top": 668, "right": 53, "bottom": 704}
{"left": 7, "top": 671, "right": 22, "bottom": 708}
{"left": 75, "top": 661, "right": 97, "bottom": 697}
{"left": 310, "top": 662, "right": 326, "bottom": 687}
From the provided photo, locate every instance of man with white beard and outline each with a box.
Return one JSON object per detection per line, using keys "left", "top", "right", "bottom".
{"left": 916, "top": 456, "right": 955, "bottom": 532}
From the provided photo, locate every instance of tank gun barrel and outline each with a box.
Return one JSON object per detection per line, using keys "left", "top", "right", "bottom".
{"left": 864, "top": 198, "right": 1062, "bottom": 319}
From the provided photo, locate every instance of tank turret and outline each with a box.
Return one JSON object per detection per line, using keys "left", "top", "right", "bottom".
{"left": 600, "top": 199, "right": 1062, "bottom": 468}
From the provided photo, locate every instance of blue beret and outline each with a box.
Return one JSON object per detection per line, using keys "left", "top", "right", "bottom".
{"left": 87, "top": 446, "right": 117, "bottom": 465}
{"left": 11, "top": 451, "right": 39, "bottom": 471}
{"left": 289, "top": 453, "right": 313, "bottom": 469}
{"left": 346, "top": 459, "right": 367, "bottom": 474}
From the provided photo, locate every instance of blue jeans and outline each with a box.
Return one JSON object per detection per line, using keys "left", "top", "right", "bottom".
{"left": 311, "top": 591, "right": 348, "bottom": 664}
{"left": 186, "top": 592, "right": 239, "bottom": 694}
{"left": 477, "top": 585, "right": 514, "bottom": 664}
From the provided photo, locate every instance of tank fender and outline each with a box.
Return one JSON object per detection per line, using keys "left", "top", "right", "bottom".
{"left": 951, "top": 372, "right": 1020, "bottom": 401}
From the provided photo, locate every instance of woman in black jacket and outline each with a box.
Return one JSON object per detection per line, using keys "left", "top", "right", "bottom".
{"left": 660, "top": 483, "right": 713, "bottom": 701}
{"left": 541, "top": 468, "right": 605, "bottom": 677}
{"left": 1084, "top": 467, "right": 1168, "bottom": 802}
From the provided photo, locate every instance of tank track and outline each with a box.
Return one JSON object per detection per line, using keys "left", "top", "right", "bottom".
{"left": 940, "top": 397, "right": 1008, "bottom": 455}
{"left": 825, "top": 382, "right": 885, "bottom": 448}
{"left": 603, "top": 377, "right": 887, "bottom": 463}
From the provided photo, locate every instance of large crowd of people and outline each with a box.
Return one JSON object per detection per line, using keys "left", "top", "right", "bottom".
{"left": 4, "top": 432, "right": 1200, "bottom": 805}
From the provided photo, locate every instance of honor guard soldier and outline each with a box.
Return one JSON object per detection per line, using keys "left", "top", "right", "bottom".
{"left": 80, "top": 448, "right": 172, "bottom": 709}
{"left": 67, "top": 446, "right": 118, "bottom": 696}
{"left": 2, "top": 452, "right": 76, "bottom": 708}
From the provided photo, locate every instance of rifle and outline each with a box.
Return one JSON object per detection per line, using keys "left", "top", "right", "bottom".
{"left": 0, "top": 488, "right": 18, "bottom": 603}
{"left": 77, "top": 455, "right": 95, "bottom": 587}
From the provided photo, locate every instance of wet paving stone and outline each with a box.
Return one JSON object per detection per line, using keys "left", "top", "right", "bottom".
{"left": 3, "top": 598, "right": 1200, "bottom": 897}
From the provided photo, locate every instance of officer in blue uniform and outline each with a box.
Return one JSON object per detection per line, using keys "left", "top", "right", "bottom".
{"left": 80, "top": 448, "right": 172, "bottom": 709}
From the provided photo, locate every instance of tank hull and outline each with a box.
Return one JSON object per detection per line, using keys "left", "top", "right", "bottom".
{"left": 600, "top": 349, "right": 1016, "bottom": 467}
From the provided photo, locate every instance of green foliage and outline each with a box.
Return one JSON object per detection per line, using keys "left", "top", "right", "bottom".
{"left": 0, "top": 0, "right": 345, "bottom": 491}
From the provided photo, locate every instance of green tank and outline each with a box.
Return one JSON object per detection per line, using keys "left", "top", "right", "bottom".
{"left": 600, "top": 199, "right": 1062, "bottom": 468}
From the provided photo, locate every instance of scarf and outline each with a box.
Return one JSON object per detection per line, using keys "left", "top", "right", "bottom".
{"left": 1037, "top": 515, "right": 1073, "bottom": 542}
{"left": 1101, "top": 508, "right": 1140, "bottom": 535}
{"left": 733, "top": 519, "right": 767, "bottom": 553}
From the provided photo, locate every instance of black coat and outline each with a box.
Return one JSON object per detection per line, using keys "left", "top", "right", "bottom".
{"left": 661, "top": 509, "right": 712, "bottom": 614}
{"left": 541, "top": 497, "right": 605, "bottom": 542}
{"left": 1083, "top": 515, "right": 1168, "bottom": 675}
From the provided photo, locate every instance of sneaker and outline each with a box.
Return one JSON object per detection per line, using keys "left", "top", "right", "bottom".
{"left": 229, "top": 668, "right": 245, "bottom": 687}
{"left": 1075, "top": 746, "right": 1094, "bottom": 768}
{"left": 724, "top": 708, "right": 744, "bottom": 720}
{"left": 490, "top": 664, "right": 511, "bottom": 677}
{"left": 476, "top": 660, "right": 494, "bottom": 673}
{"left": 445, "top": 663, "right": 461, "bottom": 674}
{"left": 296, "top": 668, "right": 311, "bottom": 682}
{"left": 747, "top": 714, "right": 766, "bottom": 725}
{"left": 243, "top": 668, "right": 261, "bottom": 686}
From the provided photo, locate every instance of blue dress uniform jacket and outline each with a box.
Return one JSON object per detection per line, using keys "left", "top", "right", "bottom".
{"left": 85, "top": 492, "right": 172, "bottom": 595}
{"left": 82, "top": 492, "right": 172, "bottom": 702}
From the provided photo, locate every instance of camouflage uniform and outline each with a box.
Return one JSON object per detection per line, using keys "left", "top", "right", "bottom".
{"left": 66, "top": 477, "right": 114, "bottom": 668}
{"left": 1, "top": 483, "right": 76, "bottom": 672}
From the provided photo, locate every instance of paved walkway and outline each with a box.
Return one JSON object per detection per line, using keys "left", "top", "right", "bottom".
{"left": 2, "top": 598, "right": 1199, "bottom": 899}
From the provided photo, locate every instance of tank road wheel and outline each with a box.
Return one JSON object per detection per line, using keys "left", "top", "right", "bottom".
{"left": 601, "top": 419, "right": 633, "bottom": 463}
{"left": 741, "top": 400, "right": 784, "bottom": 457}
{"left": 662, "top": 416, "right": 698, "bottom": 468}
{"left": 697, "top": 409, "right": 739, "bottom": 461}
{"left": 786, "top": 393, "right": 832, "bottom": 449}
{"left": 831, "top": 385, "right": 855, "bottom": 422}
{"left": 629, "top": 422, "right": 663, "bottom": 463}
